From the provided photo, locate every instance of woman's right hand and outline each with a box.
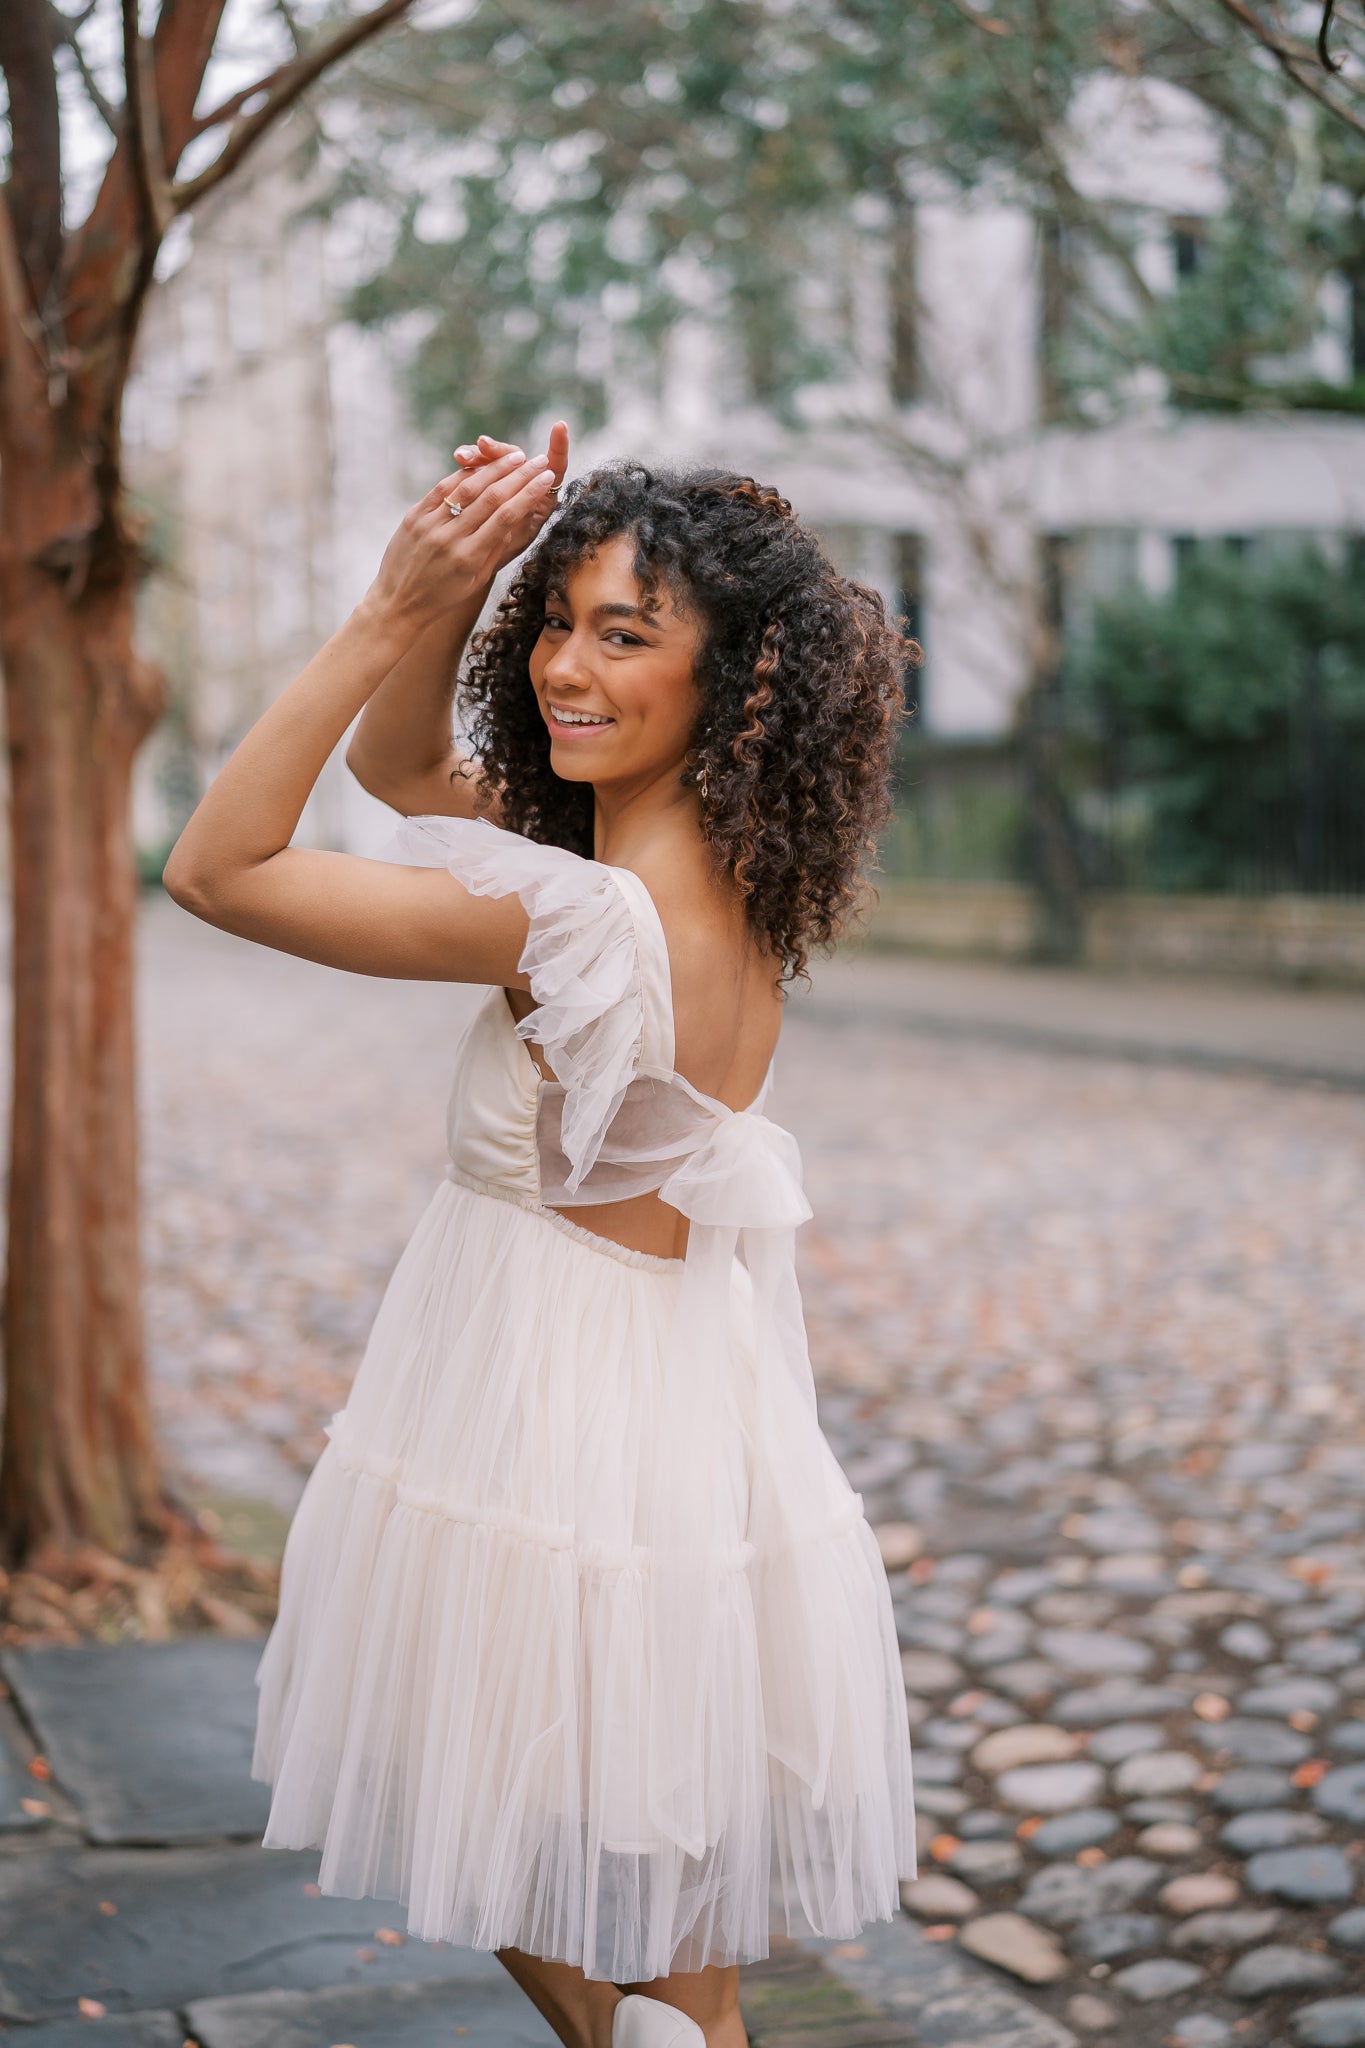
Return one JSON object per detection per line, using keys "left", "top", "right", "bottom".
{"left": 362, "top": 422, "right": 570, "bottom": 635}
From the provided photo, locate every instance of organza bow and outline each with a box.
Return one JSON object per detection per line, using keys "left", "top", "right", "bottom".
{"left": 656, "top": 1108, "right": 813, "bottom": 1231}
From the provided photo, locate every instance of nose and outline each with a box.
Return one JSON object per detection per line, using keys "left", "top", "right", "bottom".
{"left": 541, "top": 630, "right": 594, "bottom": 693}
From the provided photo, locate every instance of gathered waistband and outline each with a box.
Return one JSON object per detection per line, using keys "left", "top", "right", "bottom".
{"left": 444, "top": 1162, "right": 686, "bottom": 1273}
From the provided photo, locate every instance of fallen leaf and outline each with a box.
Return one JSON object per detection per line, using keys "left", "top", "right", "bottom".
{"left": 929, "top": 1833, "right": 961, "bottom": 1862}
{"left": 303, "top": 1881, "right": 323, "bottom": 1896}
{"left": 19, "top": 1797, "right": 49, "bottom": 1817}
{"left": 374, "top": 1927, "right": 405, "bottom": 1946}
{"left": 1017, "top": 1816, "right": 1043, "bottom": 1839}
{"left": 98, "top": 1901, "right": 118, "bottom": 1916}
{"left": 78, "top": 1998, "right": 107, "bottom": 2018}
{"left": 353, "top": 1946, "right": 377, "bottom": 1962}
{"left": 1193, "top": 1693, "right": 1230, "bottom": 1721}
{"left": 1288, "top": 1711, "right": 1318, "bottom": 1733}
{"left": 832, "top": 1942, "right": 867, "bottom": 1959}
{"left": 1077, "top": 1847, "right": 1109, "bottom": 1867}
{"left": 923, "top": 1924, "right": 957, "bottom": 1941}
{"left": 1292, "top": 1759, "right": 1329, "bottom": 1788}
{"left": 27, "top": 1756, "right": 52, "bottom": 1781}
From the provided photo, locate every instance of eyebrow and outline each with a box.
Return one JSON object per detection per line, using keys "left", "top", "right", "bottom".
{"left": 545, "top": 592, "right": 662, "bottom": 624}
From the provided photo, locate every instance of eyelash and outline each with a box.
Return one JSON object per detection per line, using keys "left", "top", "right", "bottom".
{"left": 543, "top": 612, "right": 643, "bottom": 647}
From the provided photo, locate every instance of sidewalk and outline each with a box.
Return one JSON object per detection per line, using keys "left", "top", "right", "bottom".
{"left": 0, "top": 1639, "right": 1070, "bottom": 2048}
{"left": 796, "top": 951, "right": 1365, "bottom": 1090}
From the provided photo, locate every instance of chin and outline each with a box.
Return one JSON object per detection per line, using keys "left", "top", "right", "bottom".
{"left": 547, "top": 748, "right": 605, "bottom": 784}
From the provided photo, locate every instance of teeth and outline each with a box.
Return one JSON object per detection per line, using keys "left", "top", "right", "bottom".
{"left": 552, "top": 708, "right": 613, "bottom": 726}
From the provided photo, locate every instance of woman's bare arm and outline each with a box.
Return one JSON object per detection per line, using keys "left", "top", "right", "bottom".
{"left": 344, "top": 425, "right": 569, "bottom": 821}
{"left": 162, "top": 448, "right": 558, "bottom": 985}
{"left": 343, "top": 592, "right": 496, "bottom": 821}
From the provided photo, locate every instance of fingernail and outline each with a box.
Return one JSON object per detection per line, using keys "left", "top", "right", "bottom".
{"left": 528, "top": 453, "right": 550, "bottom": 471}
{"left": 454, "top": 445, "right": 476, "bottom": 461}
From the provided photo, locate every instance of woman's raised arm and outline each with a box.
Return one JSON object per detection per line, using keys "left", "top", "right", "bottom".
{"left": 162, "top": 446, "right": 559, "bottom": 985}
{"left": 344, "top": 425, "right": 569, "bottom": 821}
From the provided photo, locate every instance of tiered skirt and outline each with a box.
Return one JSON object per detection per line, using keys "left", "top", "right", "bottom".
{"left": 252, "top": 1171, "right": 915, "bottom": 1982}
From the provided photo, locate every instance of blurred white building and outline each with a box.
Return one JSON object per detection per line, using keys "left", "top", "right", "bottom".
{"left": 126, "top": 123, "right": 431, "bottom": 859}
{"left": 126, "top": 82, "right": 1365, "bottom": 852}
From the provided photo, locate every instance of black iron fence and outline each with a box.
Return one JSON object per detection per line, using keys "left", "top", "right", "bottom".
{"left": 882, "top": 727, "right": 1365, "bottom": 899}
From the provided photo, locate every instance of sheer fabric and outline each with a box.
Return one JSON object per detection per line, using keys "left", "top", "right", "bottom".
{"left": 251, "top": 811, "right": 916, "bottom": 1982}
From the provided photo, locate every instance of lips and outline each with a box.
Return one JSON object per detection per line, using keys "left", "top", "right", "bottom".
{"left": 547, "top": 704, "right": 615, "bottom": 732}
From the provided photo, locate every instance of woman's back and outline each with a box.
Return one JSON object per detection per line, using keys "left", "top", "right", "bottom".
{"left": 511, "top": 837, "right": 784, "bottom": 1258}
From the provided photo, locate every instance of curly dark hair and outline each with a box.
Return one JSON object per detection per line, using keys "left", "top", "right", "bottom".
{"left": 460, "top": 460, "right": 918, "bottom": 983}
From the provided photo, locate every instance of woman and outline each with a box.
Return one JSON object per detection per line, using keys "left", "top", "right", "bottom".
{"left": 165, "top": 424, "right": 918, "bottom": 2048}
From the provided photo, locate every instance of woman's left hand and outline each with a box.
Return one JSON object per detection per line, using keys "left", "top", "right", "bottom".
{"left": 364, "top": 423, "right": 569, "bottom": 634}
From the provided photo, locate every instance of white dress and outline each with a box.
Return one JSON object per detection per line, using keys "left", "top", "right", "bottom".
{"left": 251, "top": 814, "right": 917, "bottom": 1983}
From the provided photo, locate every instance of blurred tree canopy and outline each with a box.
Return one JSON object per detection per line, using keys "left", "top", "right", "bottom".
{"left": 329, "top": 0, "right": 1365, "bottom": 445}
{"left": 1068, "top": 546, "right": 1365, "bottom": 892}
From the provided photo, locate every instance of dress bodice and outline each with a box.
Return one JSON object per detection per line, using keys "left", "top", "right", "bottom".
{"left": 391, "top": 814, "right": 787, "bottom": 1221}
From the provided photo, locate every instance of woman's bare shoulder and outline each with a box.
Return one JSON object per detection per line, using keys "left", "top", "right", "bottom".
{"left": 630, "top": 847, "right": 782, "bottom": 1107}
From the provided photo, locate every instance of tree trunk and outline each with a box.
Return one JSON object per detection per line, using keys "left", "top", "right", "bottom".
{"left": 0, "top": 514, "right": 170, "bottom": 1566}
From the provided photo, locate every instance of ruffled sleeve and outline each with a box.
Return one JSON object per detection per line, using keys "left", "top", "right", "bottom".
{"left": 387, "top": 814, "right": 645, "bottom": 1193}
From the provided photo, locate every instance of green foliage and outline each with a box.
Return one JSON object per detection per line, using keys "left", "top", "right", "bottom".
{"left": 1066, "top": 546, "right": 1365, "bottom": 891}
{"left": 327, "top": 2, "right": 1365, "bottom": 454}
{"left": 1146, "top": 210, "right": 1311, "bottom": 410}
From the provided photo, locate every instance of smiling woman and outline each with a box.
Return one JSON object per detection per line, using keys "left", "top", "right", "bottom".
{"left": 165, "top": 427, "right": 919, "bottom": 2048}
{"left": 532, "top": 543, "right": 703, "bottom": 777}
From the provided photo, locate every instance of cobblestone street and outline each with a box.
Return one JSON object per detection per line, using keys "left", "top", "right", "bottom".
{"left": 137, "top": 896, "right": 1365, "bottom": 2046}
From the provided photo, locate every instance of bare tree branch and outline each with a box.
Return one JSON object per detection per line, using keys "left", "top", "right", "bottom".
{"left": 49, "top": 3, "right": 119, "bottom": 135}
{"left": 170, "top": 0, "right": 416, "bottom": 211}
{"left": 273, "top": 0, "right": 307, "bottom": 61}
{"left": 933, "top": 0, "right": 1160, "bottom": 317}
{"left": 1208, "top": 0, "right": 1365, "bottom": 139}
{"left": 121, "top": 0, "right": 173, "bottom": 243}
{"left": 1320, "top": 0, "right": 1342, "bottom": 71}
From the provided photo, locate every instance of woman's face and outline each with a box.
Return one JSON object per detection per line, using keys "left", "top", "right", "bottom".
{"left": 527, "top": 533, "right": 703, "bottom": 793}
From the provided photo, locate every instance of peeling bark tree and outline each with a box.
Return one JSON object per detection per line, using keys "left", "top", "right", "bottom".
{"left": 0, "top": 0, "right": 414, "bottom": 1568}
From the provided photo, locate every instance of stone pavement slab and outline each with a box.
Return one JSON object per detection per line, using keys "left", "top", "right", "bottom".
{"left": 0, "top": 1844, "right": 493, "bottom": 2022}
{"left": 0, "top": 1640, "right": 271, "bottom": 1844}
{"left": 0, "top": 1698, "right": 45, "bottom": 1834}
{"left": 185, "top": 1977, "right": 556, "bottom": 2047}
{"left": 0, "top": 2016, "right": 185, "bottom": 2047}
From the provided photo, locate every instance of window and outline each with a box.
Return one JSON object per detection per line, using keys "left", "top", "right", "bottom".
{"left": 893, "top": 532, "right": 924, "bottom": 651}
{"left": 1171, "top": 222, "right": 1203, "bottom": 281}
{"left": 1038, "top": 214, "right": 1072, "bottom": 423}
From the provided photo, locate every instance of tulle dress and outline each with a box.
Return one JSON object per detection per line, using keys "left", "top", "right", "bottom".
{"left": 251, "top": 813, "right": 917, "bottom": 1983}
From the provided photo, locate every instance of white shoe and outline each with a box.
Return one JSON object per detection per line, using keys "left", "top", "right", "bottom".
{"left": 612, "top": 1992, "right": 707, "bottom": 2048}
